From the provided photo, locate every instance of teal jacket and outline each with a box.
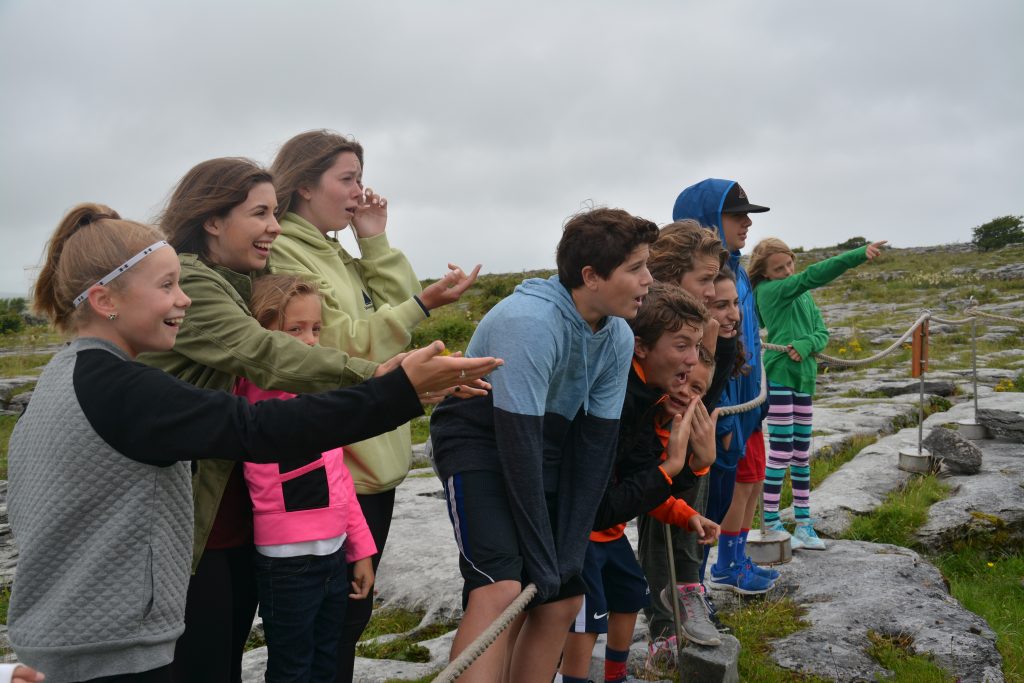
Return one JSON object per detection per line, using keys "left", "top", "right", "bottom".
{"left": 755, "top": 246, "right": 868, "bottom": 395}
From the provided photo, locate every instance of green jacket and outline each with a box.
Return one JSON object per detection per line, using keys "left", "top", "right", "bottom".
{"left": 269, "top": 213, "right": 427, "bottom": 494}
{"left": 755, "top": 246, "right": 868, "bottom": 395}
{"left": 141, "top": 254, "right": 377, "bottom": 571}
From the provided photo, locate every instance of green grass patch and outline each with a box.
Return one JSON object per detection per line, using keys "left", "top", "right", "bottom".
{"left": 865, "top": 630, "right": 954, "bottom": 681}
{"left": 360, "top": 606, "right": 426, "bottom": 641}
{"left": 1, "top": 414, "right": 18, "bottom": 479}
{"left": 356, "top": 637, "right": 432, "bottom": 662}
{"left": 0, "top": 326, "right": 63, "bottom": 350}
{"left": 888, "top": 396, "right": 952, "bottom": 432}
{"left": 842, "top": 474, "right": 950, "bottom": 547}
{"left": 410, "top": 415, "right": 430, "bottom": 445}
{"left": 0, "top": 584, "right": 9, "bottom": 624}
{"left": 718, "top": 597, "right": 830, "bottom": 682}
{"left": 934, "top": 546, "right": 1024, "bottom": 682}
{"left": 383, "top": 671, "right": 443, "bottom": 683}
{"left": 244, "top": 627, "right": 265, "bottom": 651}
{"left": 0, "top": 353, "right": 52, "bottom": 378}
{"left": 995, "top": 372, "right": 1024, "bottom": 393}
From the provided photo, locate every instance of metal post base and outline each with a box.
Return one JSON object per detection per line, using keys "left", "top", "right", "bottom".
{"left": 957, "top": 420, "right": 989, "bottom": 441}
{"left": 747, "top": 528, "right": 793, "bottom": 565}
{"left": 898, "top": 447, "right": 934, "bottom": 474}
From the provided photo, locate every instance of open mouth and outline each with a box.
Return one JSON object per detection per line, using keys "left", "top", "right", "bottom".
{"left": 163, "top": 317, "right": 184, "bottom": 328}
{"left": 253, "top": 240, "right": 273, "bottom": 257}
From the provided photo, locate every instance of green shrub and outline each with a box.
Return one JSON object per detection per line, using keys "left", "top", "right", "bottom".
{"left": 972, "top": 215, "right": 1024, "bottom": 252}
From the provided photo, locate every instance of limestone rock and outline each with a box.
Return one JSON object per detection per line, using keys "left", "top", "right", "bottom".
{"left": 678, "top": 634, "right": 740, "bottom": 683}
{"left": 923, "top": 427, "right": 983, "bottom": 474}
{"left": 977, "top": 408, "right": 1024, "bottom": 443}
{"left": 916, "top": 438, "right": 1024, "bottom": 552}
{"left": 766, "top": 541, "right": 1002, "bottom": 683}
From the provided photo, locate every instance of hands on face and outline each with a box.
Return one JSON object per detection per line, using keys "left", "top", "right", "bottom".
{"left": 351, "top": 188, "right": 388, "bottom": 238}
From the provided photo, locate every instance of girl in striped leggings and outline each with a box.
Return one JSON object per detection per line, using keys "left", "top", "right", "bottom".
{"left": 749, "top": 237, "right": 885, "bottom": 549}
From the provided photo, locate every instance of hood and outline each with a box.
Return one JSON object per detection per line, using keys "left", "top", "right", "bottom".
{"left": 279, "top": 212, "right": 343, "bottom": 257}
{"left": 514, "top": 275, "right": 594, "bottom": 334}
{"left": 671, "top": 178, "right": 739, "bottom": 266}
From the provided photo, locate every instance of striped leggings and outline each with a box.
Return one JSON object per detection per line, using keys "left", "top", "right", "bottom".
{"left": 763, "top": 381, "right": 813, "bottom": 523}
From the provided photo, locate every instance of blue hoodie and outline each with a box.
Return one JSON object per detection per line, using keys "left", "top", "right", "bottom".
{"left": 430, "top": 276, "right": 634, "bottom": 601}
{"left": 672, "top": 178, "right": 763, "bottom": 469}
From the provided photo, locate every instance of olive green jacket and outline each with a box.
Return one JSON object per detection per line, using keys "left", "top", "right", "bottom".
{"left": 141, "top": 254, "right": 377, "bottom": 571}
{"left": 269, "top": 214, "right": 427, "bottom": 495}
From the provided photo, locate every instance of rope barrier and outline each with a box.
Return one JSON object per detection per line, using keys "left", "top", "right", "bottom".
{"left": 963, "top": 307, "right": 1024, "bottom": 325}
{"left": 433, "top": 583, "right": 538, "bottom": 682}
{"left": 717, "top": 363, "right": 768, "bottom": 416}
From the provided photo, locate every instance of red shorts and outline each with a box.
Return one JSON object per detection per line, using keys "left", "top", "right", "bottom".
{"left": 735, "top": 430, "right": 766, "bottom": 484}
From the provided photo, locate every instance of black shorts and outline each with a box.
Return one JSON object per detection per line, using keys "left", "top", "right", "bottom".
{"left": 569, "top": 536, "right": 650, "bottom": 634}
{"left": 442, "top": 469, "right": 586, "bottom": 609}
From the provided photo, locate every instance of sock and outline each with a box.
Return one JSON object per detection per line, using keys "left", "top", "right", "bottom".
{"left": 713, "top": 530, "right": 741, "bottom": 572}
{"left": 677, "top": 581, "right": 702, "bottom": 594}
{"left": 561, "top": 676, "right": 588, "bottom": 683}
{"left": 604, "top": 645, "right": 629, "bottom": 683}
{"left": 738, "top": 528, "right": 750, "bottom": 562}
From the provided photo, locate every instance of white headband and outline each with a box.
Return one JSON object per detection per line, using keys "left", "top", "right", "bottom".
{"left": 72, "top": 240, "right": 169, "bottom": 308}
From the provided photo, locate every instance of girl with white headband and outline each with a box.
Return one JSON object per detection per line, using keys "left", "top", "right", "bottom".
{"left": 5, "top": 203, "right": 501, "bottom": 683}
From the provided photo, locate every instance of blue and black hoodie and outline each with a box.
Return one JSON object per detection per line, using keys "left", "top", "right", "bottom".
{"left": 430, "top": 276, "right": 634, "bottom": 601}
{"left": 672, "top": 178, "right": 764, "bottom": 469}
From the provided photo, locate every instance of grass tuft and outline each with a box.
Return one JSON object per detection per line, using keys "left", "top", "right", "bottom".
{"left": 842, "top": 474, "right": 950, "bottom": 547}
{"left": 865, "top": 629, "right": 953, "bottom": 681}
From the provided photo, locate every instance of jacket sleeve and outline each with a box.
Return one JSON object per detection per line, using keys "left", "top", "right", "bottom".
{"left": 791, "top": 302, "right": 831, "bottom": 359}
{"left": 487, "top": 317, "right": 563, "bottom": 599}
{"left": 332, "top": 447, "right": 378, "bottom": 563}
{"left": 592, "top": 463, "right": 672, "bottom": 531}
{"left": 273, "top": 234, "right": 428, "bottom": 361}
{"left": 647, "top": 496, "right": 698, "bottom": 529}
{"left": 74, "top": 350, "right": 423, "bottom": 467}
{"left": 764, "top": 246, "right": 869, "bottom": 303}
{"left": 170, "top": 262, "right": 378, "bottom": 391}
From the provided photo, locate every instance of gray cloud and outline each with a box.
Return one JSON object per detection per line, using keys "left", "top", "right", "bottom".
{"left": 1, "top": 0, "right": 1021, "bottom": 295}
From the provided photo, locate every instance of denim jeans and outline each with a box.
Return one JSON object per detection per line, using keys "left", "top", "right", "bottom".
{"left": 254, "top": 547, "right": 348, "bottom": 683}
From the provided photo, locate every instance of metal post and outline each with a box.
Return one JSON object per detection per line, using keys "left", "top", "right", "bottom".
{"left": 972, "top": 315, "right": 979, "bottom": 420}
{"left": 918, "top": 372, "right": 925, "bottom": 456}
{"left": 663, "top": 524, "right": 685, "bottom": 665}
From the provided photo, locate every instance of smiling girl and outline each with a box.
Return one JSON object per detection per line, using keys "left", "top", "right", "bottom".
{"left": 7, "top": 204, "right": 497, "bottom": 683}
{"left": 140, "top": 157, "right": 496, "bottom": 683}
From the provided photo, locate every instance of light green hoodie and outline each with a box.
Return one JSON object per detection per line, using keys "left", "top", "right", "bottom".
{"left": 269, "top": 212, "right": 427, "bottom": 494}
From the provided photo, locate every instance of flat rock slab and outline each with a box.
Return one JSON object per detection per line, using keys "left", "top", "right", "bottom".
{"left": 766, "top": 541, "right": 1003, "bottom": 683}
{"left": 915, "top": 438, "right": 1024, "bottom": 552}
{"left": 801, "top": 393, "right": 1024, "bottom": 538}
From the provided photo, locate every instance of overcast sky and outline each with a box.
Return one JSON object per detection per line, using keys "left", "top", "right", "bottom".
{"left": 1, "top": 1, "right": 1021, "bottom": 296}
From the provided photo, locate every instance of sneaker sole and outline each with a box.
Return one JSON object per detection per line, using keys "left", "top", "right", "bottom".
{"left": 794, "top": 542, "right": 827, "bottom": 551}
{"left": 705, "top": 576, "right": 773, "bottom": 595}
{"left": 658, "top": 589, "right": 724, "bottom": 647}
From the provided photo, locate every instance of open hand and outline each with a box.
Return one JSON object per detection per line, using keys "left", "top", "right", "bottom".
{"left": 663, "top": 400, "right": 699, "bottom": 478}
{"left": 419, "top": 263, "right": 482, "bottom": 310}
{"left": 865, "top": 240, "right": 887, "bottom": 260}
{"left": 352, "top": 187, "right": 388, "bottom": 238}
{"left": 688, "top": 514, "right": 720, "bottom": 545}
{"left": 399, "top": 341, "right": 502, "bottom": 396}
{"left": 688, "top": 404, "right": 719, "bottom": 470}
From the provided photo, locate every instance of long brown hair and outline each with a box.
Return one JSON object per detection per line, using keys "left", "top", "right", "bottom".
{"left": 35, "top": 203, "right": 164, "bottom": 332}
{"left": 158, "top": 157, "right": 272, "bottom": 262}
{"left": 748, "top": 237, "right": 796, "bottom": 289}
{"left": 271, "top": 130, "right": 364, "bottom": 218}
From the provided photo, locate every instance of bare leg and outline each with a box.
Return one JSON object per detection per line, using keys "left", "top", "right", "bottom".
{"left": 743, "top": 481, "right": 762, "bottom": 530}
{"left": 559, "top": 631, "right": 599, "bottom": 679}
{"left": 606, "top": 611, "right": 638, "bottom": 652}
{"left": 508, "top": 595, "right": 584, "bottom": 682}
{"left": 449, "top": 580, "right": 521, "bottom": 682}
{"left": 500, "top": 612, "right": 527, "bottom": 683}
{"left": 720, "top": 481, "right": 756, "bottom": 532}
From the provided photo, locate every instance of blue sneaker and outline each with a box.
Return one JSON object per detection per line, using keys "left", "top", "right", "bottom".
{"left": 706, "top": 563, "right": 774, "bottom": 595}
{"left": 793, "top": 521, "right": 827, "bottom": 550}
{"left": 743, "top": 556, "right": 780, "bottom": 582}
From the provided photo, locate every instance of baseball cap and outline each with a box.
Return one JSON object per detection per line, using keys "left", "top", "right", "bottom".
{"left": 721, "top": 183, "right": 770, "bottom": 214}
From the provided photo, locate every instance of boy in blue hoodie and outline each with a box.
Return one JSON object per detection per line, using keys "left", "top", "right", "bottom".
{"left": 671, "top": 179, "right": 776, "bottom": 598}
{"left": 430, "top": 208, "right": 658, "bottom": 682}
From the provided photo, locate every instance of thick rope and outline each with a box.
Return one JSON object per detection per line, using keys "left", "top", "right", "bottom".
{"left": 717, "top": 362, "right": 768, "bottom": 416}
{"left": 963, "top": 307, "right": 1024, "bottom": 325}
{"left": 763, "top": 311, "right": 931, "bottom": 368}
{"left": 433, "top": 583, "right": 538, "bottom": 682}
